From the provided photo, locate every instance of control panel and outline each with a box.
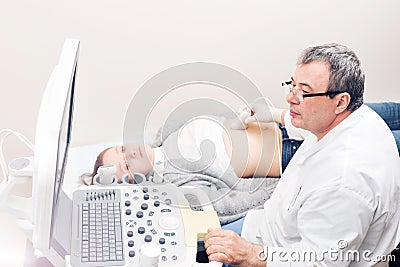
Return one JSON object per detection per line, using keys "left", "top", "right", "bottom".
{"left": 70, "top": 183, "right": 221, "bottom": 267}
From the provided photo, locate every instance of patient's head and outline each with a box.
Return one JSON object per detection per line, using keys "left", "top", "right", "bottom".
{"left": 88, "top": 143, "right": 155, "bottom": 184}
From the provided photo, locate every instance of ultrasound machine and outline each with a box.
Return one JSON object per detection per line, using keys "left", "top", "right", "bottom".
{"left": 0, "top": 39, "right": 222, "bottom": 267}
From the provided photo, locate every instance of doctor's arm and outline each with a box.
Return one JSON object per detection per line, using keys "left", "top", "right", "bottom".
{"left": 244, "top": 98, "right": 287, "bottom": 125}
{"left": 242, "top": 97, "right": 312, "bottom": 140}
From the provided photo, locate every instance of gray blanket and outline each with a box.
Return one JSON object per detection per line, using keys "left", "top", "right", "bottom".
{"left": 152, "top": 116, "right": 279, "bottom": 224}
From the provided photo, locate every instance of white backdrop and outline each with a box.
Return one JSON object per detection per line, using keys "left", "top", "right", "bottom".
{"left": 0, "top": 1, "right": 399, "bottom": 265}
{"left": 1, "top": 0, "right": 399, "bottom": 156}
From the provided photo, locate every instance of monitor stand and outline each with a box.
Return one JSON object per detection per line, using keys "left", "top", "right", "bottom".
{"left": 0, "top": 157, "right": 72, "bottom": 267}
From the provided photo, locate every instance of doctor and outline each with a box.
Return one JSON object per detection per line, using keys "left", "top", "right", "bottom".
{"left": 204, "top": 43, "right": 400, "bottom": 266}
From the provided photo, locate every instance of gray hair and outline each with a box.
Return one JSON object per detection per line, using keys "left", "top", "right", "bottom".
{"left": 297, "top": 43, "right": 365, "bottom": 111}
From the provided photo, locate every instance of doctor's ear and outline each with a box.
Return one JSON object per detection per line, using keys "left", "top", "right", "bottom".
{"left": 335, "top": 92, "right": 351, "bottom": 114}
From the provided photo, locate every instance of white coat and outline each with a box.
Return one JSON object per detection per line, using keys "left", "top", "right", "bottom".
{"left": 242, "top": 105, "right": 400, "bottom": 266}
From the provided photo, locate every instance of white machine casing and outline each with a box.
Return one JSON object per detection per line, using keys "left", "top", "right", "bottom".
{"left": 32, "top": 39, "right": 79, "bottom": 251}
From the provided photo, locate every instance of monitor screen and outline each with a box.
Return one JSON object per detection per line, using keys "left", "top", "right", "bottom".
{"left": 32, "top": 39, "right": 79, "bottom": 251}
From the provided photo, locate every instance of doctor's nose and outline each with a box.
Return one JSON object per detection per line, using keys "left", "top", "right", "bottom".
{"left": 286, "top": 91, "right": 300, "bottom": 105}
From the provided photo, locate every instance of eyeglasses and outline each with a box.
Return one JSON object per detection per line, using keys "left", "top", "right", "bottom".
{"left": 281, "top": 81, "right": 343, "bottom": 102}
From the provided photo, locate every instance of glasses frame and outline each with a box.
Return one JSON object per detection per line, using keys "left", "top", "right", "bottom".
{"left": 281, "top": 81, "right": 343, "bottom": 102}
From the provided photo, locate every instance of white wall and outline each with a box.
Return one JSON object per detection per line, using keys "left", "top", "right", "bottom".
{"left": 1, "top": 0, "right": 400, "bottom": 176}
{"left": 0, "top": 1, "right": 399, "bottom": 264}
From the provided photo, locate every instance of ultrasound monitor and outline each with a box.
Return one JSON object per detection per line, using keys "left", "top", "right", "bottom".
{"left": 32, "top": 38, "right": 79, "bottom": 251}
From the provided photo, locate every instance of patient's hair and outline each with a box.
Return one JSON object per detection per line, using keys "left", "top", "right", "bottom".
{"left": 80, "top": 147, "right": 111, "bottom": 185}
{"left": 298, "top": 43, "right": 365, "bottom": 112}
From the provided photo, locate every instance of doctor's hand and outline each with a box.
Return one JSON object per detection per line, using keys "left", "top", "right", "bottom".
{"left": 204, "top": 228, "right": 265, "bottom": 267}
{"left": 245, "top": 97, "right": 286, "bottom": 124}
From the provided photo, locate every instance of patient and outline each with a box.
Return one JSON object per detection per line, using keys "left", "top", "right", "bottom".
{"left": 83, "top": 116, "right": 286, "bottom": 185}
{"left": 81, "top": 115, "right": 291, "bottom": 224}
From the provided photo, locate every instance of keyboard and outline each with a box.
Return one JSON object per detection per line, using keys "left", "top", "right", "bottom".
{"left": 71, "top": 189, "right": 125, "bottom": 266}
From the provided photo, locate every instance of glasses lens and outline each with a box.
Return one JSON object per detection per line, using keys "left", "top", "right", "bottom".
{"left": 293, "top": 87, "right": 304, "bottom": 102}
{"left": 282, "top": 81, "right": 302, "bottom": 102}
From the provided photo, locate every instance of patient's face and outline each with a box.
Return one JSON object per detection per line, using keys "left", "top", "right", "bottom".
{"left": 102, "top": 143, "right": 154, "bottom": 179}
